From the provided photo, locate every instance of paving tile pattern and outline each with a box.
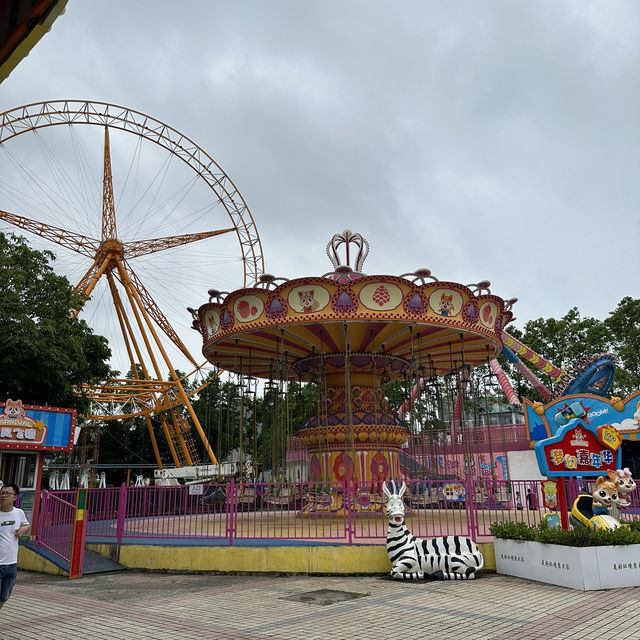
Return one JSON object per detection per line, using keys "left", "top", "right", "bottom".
{"left": 4, "top": 570, "right": 640, "bottom": 639}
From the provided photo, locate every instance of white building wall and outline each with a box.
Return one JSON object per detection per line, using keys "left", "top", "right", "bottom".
{"left": 506, "top": 450, "right": 545, "bottom": 481}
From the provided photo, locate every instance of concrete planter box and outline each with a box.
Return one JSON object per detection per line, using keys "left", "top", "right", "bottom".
{"left": 495, "top": 539, "right": 640, "bottom": 590}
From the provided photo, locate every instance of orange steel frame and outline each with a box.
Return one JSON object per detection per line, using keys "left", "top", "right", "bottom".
{"left": 0, "top": 127, "right": 224, "bottom": 468}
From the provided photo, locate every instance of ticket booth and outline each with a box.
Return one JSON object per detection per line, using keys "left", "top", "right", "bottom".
{"left": 0, "top": 398, "right": 77, "bottom": 527}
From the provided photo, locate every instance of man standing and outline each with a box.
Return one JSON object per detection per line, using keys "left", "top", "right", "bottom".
{"left": 0, "top": 484, "right": 30, "bottom": 610}
{"left": 526, "top": 488, "right": 537, "bottom": 511}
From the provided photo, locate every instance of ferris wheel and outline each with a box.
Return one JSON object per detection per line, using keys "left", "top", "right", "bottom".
{"left": 0, "top": 100, "right": 264, "bottom": 468}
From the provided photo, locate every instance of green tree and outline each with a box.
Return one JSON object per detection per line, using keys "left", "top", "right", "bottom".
{"left": 605, "top": 297, "right": 640, "bottom": 396}
{"left": 496, "top": 309, "right": 611, "bottom": 401}
{"left": 0, "top": 233, "right": 112, "bottom": 412}
{"left": 518, "top": 307, "right": 610, "bottom": 370}
{"left": 502, "top": 300, "right": 640, "bottom": 400}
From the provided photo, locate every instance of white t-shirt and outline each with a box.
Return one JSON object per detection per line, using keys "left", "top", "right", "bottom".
{"left": 0, "top": 507, "right": 29, "bottom": 565}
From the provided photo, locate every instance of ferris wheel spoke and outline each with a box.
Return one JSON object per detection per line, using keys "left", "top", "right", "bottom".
{"left": 123, "top": 227, "right": 235, "bottom": 259}
{"left": 101, "top": 126, "right": 117, "bottom": 241}
{"left": 0, "top": 208, "right": 99, "bottom": 258}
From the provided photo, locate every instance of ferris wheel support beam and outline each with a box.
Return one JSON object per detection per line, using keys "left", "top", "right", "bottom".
{"left": 120, "top": 262, "right": 198, "bottom": 368}
{"left": 108, "top": 271, "right": 160, "bottom": 386}
{"left": 109, "top": 260, "right": 183, "bottom": 465}
{"left": 107, "top": 273, "right": 164, "bottom": 468}
{"left": 157, "top": 415, "right": 182, "bottom": 466}
{"left": 72, "top": 253, "right": 116, "bottom": 317}
{"left": 167, "top": 406, "right": 194, "bottom": 467}
{"left": 114, "top": 257, "right": 218, "bottom": 465}
{"left": 113, "top": 263, "right": 185, "bottom": 467}
{"left": 110, "top": 269, "right": 166, "bottom": 382}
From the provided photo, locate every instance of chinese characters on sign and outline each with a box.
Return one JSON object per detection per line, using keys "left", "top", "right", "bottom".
{"left": 549, "top": 444, "right": 613, "bottom": 470}
{"left": 500, "top": 554, "right": 524, "bottom": 563}
{"left": 0, "top": 426, "right": 41, "bottom": 440}
{"left": 613, "top": 562, "right": 640, "bottom": 570}
{"left": 541, "top": 560, "right": 571, "bottom": 571}
{"left": 537, "top": 422, "right": 620, "bottom": 477}
{"left": 0, "top": 398, "right": 75, "bottom": 451}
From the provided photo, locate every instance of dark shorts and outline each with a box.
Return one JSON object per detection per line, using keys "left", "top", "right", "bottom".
{"left": 0, "top": 563, "right": 17, "bottom": 603}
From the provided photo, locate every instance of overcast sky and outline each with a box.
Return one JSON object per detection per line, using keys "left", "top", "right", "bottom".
{"left": 1, "top": 1, "right": 639, "bottom": 373}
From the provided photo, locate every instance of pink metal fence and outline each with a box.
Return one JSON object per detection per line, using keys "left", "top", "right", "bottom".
{"left": 38, "top": 477, "right": 640, "bottom": 550}
{"left": 36, "top": 491, "right": 76, "bottom": 562}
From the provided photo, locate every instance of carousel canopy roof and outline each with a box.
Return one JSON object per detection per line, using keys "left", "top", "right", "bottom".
{"left": 194, "top": 231, "right": 516, "bottom": 381}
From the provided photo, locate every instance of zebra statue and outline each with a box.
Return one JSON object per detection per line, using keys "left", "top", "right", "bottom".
{"left": 383, "top": 480, "right": 484, "bottom": 580}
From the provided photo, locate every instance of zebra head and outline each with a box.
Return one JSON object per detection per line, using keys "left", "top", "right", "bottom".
{"left": 382, "top": 480, "right": 406, "bottom": 524}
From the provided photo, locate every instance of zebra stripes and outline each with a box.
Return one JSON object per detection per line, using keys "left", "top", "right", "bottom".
{"left": 383, "top": 481, "right": 484, "bottom": 580}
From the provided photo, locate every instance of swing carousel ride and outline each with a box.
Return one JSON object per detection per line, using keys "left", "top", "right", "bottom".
{"left": 194, "top": 229, "right": 592, "bottom": 496}
{"left": 0, "top": 100, "right": 263, "bottom": 469}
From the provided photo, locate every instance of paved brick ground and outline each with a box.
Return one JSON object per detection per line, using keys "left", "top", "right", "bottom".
{"left": 4, "top": 570, "right": 640, "bottom": 639}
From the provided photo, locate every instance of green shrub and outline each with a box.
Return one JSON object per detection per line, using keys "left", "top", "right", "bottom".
{"left": 623, "top": 519, "right": 640, "bottom": 532}
{"left": 489, "top": 521, "right": 537, "bottom": 541}
{"left": 490, "top": 519, "right": 640, "bottom": 547}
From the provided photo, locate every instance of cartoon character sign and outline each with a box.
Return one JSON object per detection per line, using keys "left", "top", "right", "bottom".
{"left": 298, "top": 290, "right": 319, "bottom": 313}
{"left": 0, "top": 399, "right": 46, "bottom": 445}
{"left": 440, "top": 482, "right": 467, "bottom": 502}
{"left": 534, "top": 422, "right": 621, "bottom": 477}
{"left": 202, "top": 309, "right": 220, "bottom": 337}
{"left": 524, "top": 390, "right": 640, "bottom": 443}
{"left": 2, "top": 399, "right": 27, "bottom": 419}
{"left": 288, "top": 285, "right": 330, "bottom": 314}
{"left": 439, "top": 293, "right": 454, "bottom": 316}
{"left": 428, "top": 289, "right": 462, "bottom": 317}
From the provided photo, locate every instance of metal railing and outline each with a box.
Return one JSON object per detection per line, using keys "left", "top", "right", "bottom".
{"left": 36, "top": 491, "right": 76, "bottom": 562}
{"left": 34, "top": 477, "right": 640, "bottom": 551}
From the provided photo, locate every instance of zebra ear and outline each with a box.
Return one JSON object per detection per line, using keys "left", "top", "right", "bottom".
{"left": 382, "top": 481, "right": 390, "bottom": 499}
{"left": 399, "top": 481, "right": 407, "bottom": 497}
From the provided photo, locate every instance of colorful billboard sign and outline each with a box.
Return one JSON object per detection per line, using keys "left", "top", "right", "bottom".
{"left": 534, "top": 423, "right": 621, "bottom": 477}
{"left": 0, "top": 399, "right": 76, "bottom": 451}
{"left": 524, "top": 390, "right": 640, "bottom": 443}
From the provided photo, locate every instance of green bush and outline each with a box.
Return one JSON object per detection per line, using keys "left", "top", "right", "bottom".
{"left": 490, "top": 519, "right": 640, "bottom": 547}
{"left": 623, "top": 519, "right": 640, "bottom": 532}
{"left": 489, "top": 520, "right": 537, "bottom": 541}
